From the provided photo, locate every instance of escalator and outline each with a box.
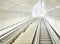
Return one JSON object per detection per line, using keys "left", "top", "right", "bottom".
{"left": 0, "top": 18, "right": 59, "bottom": 44}
{"left": 39, "top": 19, "right": 53, "bottom": 44}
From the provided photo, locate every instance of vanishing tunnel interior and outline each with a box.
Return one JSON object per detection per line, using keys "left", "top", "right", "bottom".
{"left": 0, "top": 0, "right": 60, "bottom": 44}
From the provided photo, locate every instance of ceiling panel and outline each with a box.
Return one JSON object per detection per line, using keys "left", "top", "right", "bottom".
{"left": 0, "top": 0, "right": 38, "bottom": 12}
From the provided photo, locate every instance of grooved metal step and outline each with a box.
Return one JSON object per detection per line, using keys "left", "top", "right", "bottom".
{"left": 40, "top": 39, "right": 52, "bottom": 44}
{"left": 40, "top": 39, "right": 51, "bottom": 41}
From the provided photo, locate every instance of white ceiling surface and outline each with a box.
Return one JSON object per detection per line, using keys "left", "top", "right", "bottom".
{"left": 0, "top": 0, "right": 38, "bottom": 12}
{"left": 44, "top": 0, "right": 60, "bottom": 10}
{"left": 43, "top": 0, "right": 60, "bottom": 19}
{"left": 0, "top": 0, "right": 60, "bottom": 17}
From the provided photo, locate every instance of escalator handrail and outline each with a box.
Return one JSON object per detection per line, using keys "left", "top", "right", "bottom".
{"left": 0, "top": 19, "right": 27, "bottom": 31}
{"left": 32, "top": 19, "right": 41, "bottom": 44}
{"left": 0, "top": 18, "right": 33, "bottom": 39}
{"left": 0, "top": 20, "right": 24, "bottom": 31}
{"left": 44, "top": 18, "right": 60, "bottom": 39}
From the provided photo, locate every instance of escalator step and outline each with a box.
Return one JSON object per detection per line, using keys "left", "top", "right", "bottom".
{"left": 40, "top": 41, "right": 52, "bottom": 44}
{"left": 40, "top": 39, "right": 51, "bottom": 41}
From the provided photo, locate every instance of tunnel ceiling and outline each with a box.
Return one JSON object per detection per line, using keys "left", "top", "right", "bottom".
{"left": 0, "top": 0, "right": 60, "bottom": 17}
{"left": 0, "top": 0, "right": 60, "bottom": 12}
{"left": 43, "top": 0, "right": 60, "bottom": 18}
{"left": 43, "top": 0, "right": 60, "bottom": 9}
{"left": 0, "top": 0, "right": 38, "bottom": 12}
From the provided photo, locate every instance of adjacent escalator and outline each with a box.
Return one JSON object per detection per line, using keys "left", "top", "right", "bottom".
{"left": 39, "top": 19, "right": 53, "bottom": 44}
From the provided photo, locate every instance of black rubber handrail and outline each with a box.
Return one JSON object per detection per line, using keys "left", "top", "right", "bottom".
{"left": 48, "top": 23, "right": 60, "bottom": 39}
{"left": 32, "top": 24, "right": 39, "bottom": 44}
{"left": 44, "top": 18, "right": 60, "bottom": 39}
